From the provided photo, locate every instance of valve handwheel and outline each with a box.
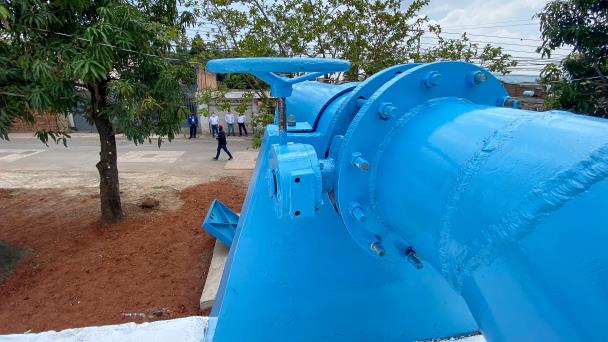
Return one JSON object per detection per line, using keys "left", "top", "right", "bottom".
{"left": 205, "top": 57, "right": 350, "bottom": 97}
{"left": 206, "top": 57, "right": 350, "bottom": 144}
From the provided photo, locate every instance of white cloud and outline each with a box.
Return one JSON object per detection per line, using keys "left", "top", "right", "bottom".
{"left": 405, "top": 0, "right": 571, "bottom": 74}
{"left": 428, "top": 0, "right": 548, "bottom": 28}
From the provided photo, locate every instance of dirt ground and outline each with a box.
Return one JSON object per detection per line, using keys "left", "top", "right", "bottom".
{"left": 0, "top": 178, "right": 247, "bottom": 334}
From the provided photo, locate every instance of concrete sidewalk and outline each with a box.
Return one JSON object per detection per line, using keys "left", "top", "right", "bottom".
{"left": 0, "top": 134, "right": 258, "bottom": 190}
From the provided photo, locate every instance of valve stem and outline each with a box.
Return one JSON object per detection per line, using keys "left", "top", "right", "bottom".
{"left": 277, "top": 97, "right": 287, "bottom": 145}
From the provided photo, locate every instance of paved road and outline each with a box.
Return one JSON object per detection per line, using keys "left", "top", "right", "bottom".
{"left": 0, "top": 133, "right": 258, "bottom": 190}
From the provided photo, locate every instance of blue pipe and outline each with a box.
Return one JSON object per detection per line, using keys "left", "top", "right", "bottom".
{"left": 374, "top": 98, "right": 608, "bottom": 341}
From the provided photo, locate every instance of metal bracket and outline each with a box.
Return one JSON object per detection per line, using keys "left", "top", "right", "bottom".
{"left": 202, "top": 199, "right": 239, "bottom": 247}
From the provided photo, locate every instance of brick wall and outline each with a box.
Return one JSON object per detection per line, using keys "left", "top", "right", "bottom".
{"left": 197, "top": 68, "right": 218, "bottom": 91}
{"left": 502, "top": 82, "right": 546, "bottom": 111}
{"left": 9, "top": 112, "right": 70, "bottom": 133}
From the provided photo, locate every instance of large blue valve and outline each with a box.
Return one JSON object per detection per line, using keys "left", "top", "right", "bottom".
{"left": 202, "top": 58, "right": 608, "bottom": 342}
{"left": 207, "top": 57, "right": 349, "bottom": 146}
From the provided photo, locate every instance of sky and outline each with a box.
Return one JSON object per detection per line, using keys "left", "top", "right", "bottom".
{"left": 415, "top": 0, "right": 573, "bottom": 75}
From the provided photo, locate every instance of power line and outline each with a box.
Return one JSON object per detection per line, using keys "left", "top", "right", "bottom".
{"left": 441, "top": 31, "right": 543, "bottom": 42}
{"left": 187, "top": 24, "right": 571, "bottom": 57}
{"left": 420, "top": 35, "right": 571, "bottom": 53}
{"left": 421, "top": 36, "right": 572, "bottom": 55}
{"left": 420, "top": 35, "right": 542, "bottom": 49}
{"left": 195, "top": 18, "right": 538, "bottom": 31}
{"left": 439, "top": 18, "right": 538, "bottom": 26}
{"left": 441, "top": 22, "right": 539, "bottom": 30}
{"left": 416, "top": 41, "right": 569, "bottom": 58}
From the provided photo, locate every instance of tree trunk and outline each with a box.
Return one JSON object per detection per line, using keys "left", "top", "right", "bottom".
{"left": 593, "top": 64, "right": 608, "bottom": 95}
{"left": 94, "top": 115, "right": 123, "bottom": 224}
{"left": 90, "top": 81, "right": 123, "bottom": 224}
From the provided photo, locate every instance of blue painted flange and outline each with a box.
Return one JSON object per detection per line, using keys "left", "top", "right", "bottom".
{"left": 334, "top": 61, "right": 509, "bottom": 260}
{"left": 320, "top": 64, "right": 420, "bottom": 153}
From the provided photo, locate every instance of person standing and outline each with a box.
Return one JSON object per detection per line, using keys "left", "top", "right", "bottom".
{"left": 213, "top": 125, "right": 233, "bottom": 160}
{"left": 187, "top": 113, "right": 199, "bottom": 139}
{"left": 238, "top": 114, "right": 248, "bottom": 136}
{"left": 209, "top": 113, "right": 219, "bottom": 137}
{"left": 225, "top": 112, "right": 236, "bottom": 136}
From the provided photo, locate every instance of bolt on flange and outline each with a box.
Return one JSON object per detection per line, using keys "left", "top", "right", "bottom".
{"left": 377, "top": 102, "right": 396, "bottom": 120}
{"left": 423, "top": 71, "right": 441, "bottom": 88}
{"left": 370, "top": 241, "right": 386, "bottom": 257}
{"left": 350, "top": 152, "right": 369, "bottom": 171}
{"left": 349, "top": 202, "right": 367, "bottom": 223}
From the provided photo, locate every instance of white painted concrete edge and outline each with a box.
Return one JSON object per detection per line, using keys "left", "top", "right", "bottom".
{"left": 200, "top": 240, "right": 229, "bottom": 311}
{"left": 0, "top": 316, "right": 208, "bottom": 342}
{"left": 0, "top": 315, "right": 485, "bottom": 342}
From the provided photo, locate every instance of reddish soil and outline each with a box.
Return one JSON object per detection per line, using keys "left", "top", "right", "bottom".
{"left": 0, "top": 179, "right": 246, "bottom": 334}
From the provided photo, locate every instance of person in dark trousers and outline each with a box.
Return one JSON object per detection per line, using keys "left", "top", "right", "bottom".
{"left": 209, "top": 113, "right": 219, "bottom": 137}
{"left": 213, "top": 125, "right": 233, "bottom": 160}
{"left": 187, "top": 113, "right": 199, "bottom": 139}
{"left": 238, "top": 114, "right": 248, "bottom": 136}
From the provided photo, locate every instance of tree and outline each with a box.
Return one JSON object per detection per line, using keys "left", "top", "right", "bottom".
{"left": 190, "top": 34, "right": 207, "bottom": 56}
{"left": 193, "top": 0, "right": 517, "bottom": 144}
{"left": 0, "top": 0, "right": 196, "bottom": 224}
{"left": 536, "top": 0, "right": 608, "bottom": 117}
{"left": 420, "top": 28, "right": 518, "bottom": 73}
{"left": 195, "top": 0, "right": 516, "bottom": 78}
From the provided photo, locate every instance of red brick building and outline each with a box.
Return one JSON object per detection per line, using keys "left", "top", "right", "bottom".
{"left": 9, "top": 112, "right": 71, "bottom": 133}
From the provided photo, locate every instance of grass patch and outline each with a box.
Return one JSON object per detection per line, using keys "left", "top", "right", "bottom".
{"left": 0, "top": 240, "right": 28, "bottom": 282}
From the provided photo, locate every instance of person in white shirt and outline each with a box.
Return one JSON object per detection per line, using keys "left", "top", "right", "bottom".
{"left": 237, "top": 114, "right": 248, "bottom": 136}
{"left": 209, "top": 113, "right": 219, "bottom": 137}
{"left": 225, "top": 112, "right": 236, "bottom": 136}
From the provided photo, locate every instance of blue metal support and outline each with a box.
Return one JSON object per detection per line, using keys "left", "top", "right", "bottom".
{"left": 202, "top": 58, "right": 608, "bottom": 342}
{"left": 202, "top": 199, "right": 239, "bottom": 247}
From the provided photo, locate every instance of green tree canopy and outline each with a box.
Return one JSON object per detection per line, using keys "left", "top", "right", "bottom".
{"left": 0, "top": 0, "right": 197, "bottom": 223}
{"left": 194, "top": 0, "right": 517, "bottom": 80}
{"left": 536, "top": 0, "right": 608, "bottom": 116}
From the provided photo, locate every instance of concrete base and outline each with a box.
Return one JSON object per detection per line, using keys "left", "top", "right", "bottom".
{"left": 224, "top": 151, "right": 258, "bottom": 170}
{"left": 200, "top": 240, "right": 229, "bottom": 311}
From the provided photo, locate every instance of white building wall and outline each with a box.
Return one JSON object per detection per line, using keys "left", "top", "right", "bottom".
{"left": 197, "top": 90, "right": 269, "bottom": 136}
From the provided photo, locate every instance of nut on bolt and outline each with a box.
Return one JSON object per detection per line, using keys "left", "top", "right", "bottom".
{"left": 377, "top": 102, "right": 396, "bottom": 120}
{"left": 467, "top": 71, "right": 488, "bottom": 86}
{"left": 370, "top": 241, "right": 386, "bottom": 257}
{"left": 351, "top": 152, "right": 369, "bottom": 171}
{"left": 349, "top": 202, "right": 367, "bottom": 223}
{"left": 405, "top": 246, "right": 423, "bottom": 269}
{"left": 497, "top": 96, "right": 522, "bottom": 109}
{"left": 424, "top": 71, "right": 441, "bottom": 88}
